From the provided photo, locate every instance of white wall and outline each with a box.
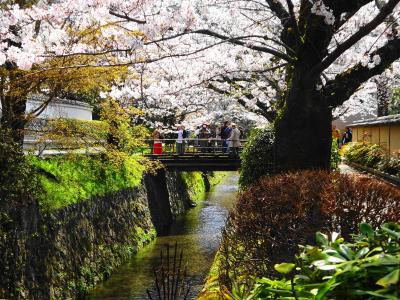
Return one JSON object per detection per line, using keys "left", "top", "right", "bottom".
{"left": 26, "top": 99, "right": 93, "bottom": 120}
{"left": 0, "top": 96, "right": 93, "bottom": 121}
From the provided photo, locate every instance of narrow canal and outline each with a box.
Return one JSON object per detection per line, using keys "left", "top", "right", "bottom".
{"left": 89, "top": 173, "right": 238, "bottom": 300}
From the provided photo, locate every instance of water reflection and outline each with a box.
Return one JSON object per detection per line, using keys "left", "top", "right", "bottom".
{"left": 89, "top": 173, "right": 238, "bottom": 300}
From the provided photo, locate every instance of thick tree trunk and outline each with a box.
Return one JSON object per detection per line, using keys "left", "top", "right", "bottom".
{"left": 274, "top": 70, "right": 332, "bottom": 171}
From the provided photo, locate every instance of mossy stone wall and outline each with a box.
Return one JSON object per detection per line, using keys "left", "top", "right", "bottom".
{"left": 0, "top": 170, "right": 220, "bottom": 299}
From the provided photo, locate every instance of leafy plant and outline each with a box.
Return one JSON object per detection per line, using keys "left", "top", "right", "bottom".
{"left": 217, "top": 171, "right": 400, "bottom": 292}
{"left": 239, "top": 127, "right": 275, "bottom": 188}
{"left": 345, "top": 142, "right": 400, "bottom": 176}
{"left": 330, "top": 140, "right": 340, "bottom": 170}
{"left": 378, "top": 157, "right": 400, "bottom": 177}
{"left": 248, "top": 222, "right": 400, "bottom": 300}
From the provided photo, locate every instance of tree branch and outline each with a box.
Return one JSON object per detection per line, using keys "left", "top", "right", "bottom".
{"left": 265, "top": 0, "right": 290, "bottom": 23}
{"left": 109, "top": 10, "right": 146, "bottom": 24}
{"left": 193, "top": 29, "right": 295, "bottom": 62}
{"left": 311, "top": 0, "right": 400, "bottom": 75}
{"left": 324, "top": 37, "right": 400, "bottom": 107}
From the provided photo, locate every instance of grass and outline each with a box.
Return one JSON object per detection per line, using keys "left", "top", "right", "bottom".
{"left": 27, "top": 154, "right": 145, "bottom": 210}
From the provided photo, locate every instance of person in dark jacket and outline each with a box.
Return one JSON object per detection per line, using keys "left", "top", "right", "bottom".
{"left": 199, "top": 124, "right": 210, "bottom": 153}
{"left": 220, "top": 121, "right": 231, "bottom": 153}
{"left": 343, "top": 127, "right": 352, "bottom": 144}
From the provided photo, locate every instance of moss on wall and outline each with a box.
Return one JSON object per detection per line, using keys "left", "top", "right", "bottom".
{"left": 208, "top": 172, "right": 228, "bottom": 187}
{"left": 27, "top": 155, "right": 145, "bottom": 210}
{"left": 180, "top": 172, "right": 206, "bottom": 202}
{"left": 179, "top": 172, "right": 228, "bottom": 203}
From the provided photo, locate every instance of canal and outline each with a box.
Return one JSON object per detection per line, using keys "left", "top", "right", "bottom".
{"left": 89, "top": 173, "right": 238, "bottom": 300}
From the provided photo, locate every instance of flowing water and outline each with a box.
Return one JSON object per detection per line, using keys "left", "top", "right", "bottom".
{"left": 89, "top": 173, "right": 238, "bottom": 300}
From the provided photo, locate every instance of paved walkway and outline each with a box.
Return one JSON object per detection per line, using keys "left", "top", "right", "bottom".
{"left": 339, "top": 162, "right": 398, "bottom": 187}
{"left": 338, "top": 163, "right": 360, "bottom": 175}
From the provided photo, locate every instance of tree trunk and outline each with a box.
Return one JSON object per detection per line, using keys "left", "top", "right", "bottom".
{"left": 0, "top": 95, "right": 28, "bottom": 148}
{"left": 274, "top": 70, "right": 332, "bottom": 171}
{"left": 375, "top": 74, "right": 390, "bottom": 117}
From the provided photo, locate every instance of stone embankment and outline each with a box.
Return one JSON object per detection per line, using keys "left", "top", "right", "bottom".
{"left": 0, "top": 170, "right": 216, "bottom": 299}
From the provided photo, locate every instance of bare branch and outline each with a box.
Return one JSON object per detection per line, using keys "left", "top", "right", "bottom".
{"left": 109, "top": 10, "right": 146, "bottom": 24}
{"left": 192, "top": 29, "right": 295, "bottom": 62}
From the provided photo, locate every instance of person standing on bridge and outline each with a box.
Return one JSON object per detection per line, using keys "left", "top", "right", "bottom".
{"left": 151, "top": 125, "right": 163, "bottom": 154}
{"left": 220, "top": 121, "right": 231, "bottom": 153}
{"left": 176, "top": 124, "right": 185, "bottom": 155}
{"left": 199, "top": 123, "right": 210, "bottom": 153}
{"left": 228, "top": 123, "right": 241, "bottom": 158}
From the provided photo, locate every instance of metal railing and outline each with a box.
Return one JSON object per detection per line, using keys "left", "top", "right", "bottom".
{"left": 143, "top": 138, "right": 248, "bottom": 155}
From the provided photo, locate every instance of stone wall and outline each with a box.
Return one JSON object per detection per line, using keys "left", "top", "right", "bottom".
{"left": 0, "top": 170, "right": 202, "bottom": 300}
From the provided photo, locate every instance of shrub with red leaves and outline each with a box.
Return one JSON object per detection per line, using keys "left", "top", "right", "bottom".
{"left": 218, "top": 171, "right": 400, "bottom": 288}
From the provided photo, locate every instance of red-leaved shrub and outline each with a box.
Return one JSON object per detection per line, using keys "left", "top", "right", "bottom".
{"left": 218, "top": 171, "right": 400, "bottom": 288}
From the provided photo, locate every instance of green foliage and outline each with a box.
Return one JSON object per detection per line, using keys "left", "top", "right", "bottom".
{"left": 27, "top": 154, "right": 145, "bottom": 210}
{"left": 247, "top": 222, "right": 400, "bottom": 300}
{"left": 239, "top": 127, "right": 275, "bottom": 188}
{"left": 35, "top": 119, "right": 109, "bottom": 151}
{"left": 389, "top": 87, "right": 400, "bottom": 115}
{"left": 378, "top": 157, "right": 400, "bottom": 177}
{"left": 345, "top": 142, "right": 386, "bottom": 168}
{"left": 99, "top": 99, "right": 149, "bottom": 154}
{"left": 217, "top": 170, "right": 400, "bottom": 295}
{"left": 179, "top": 172, "right": 206, "bottom": 202}
{"left": 35, "top": 100, "right": 149, "bottom": 155}
{"left": 345, "top": 142, "right": 400, "bottom": 176}
{"left": 330, "top": 140, "right": 340, "bottom": 170}
{"left": 0, "top": 129, "right": 39, "bottom": 205}
{"left": 208, "top": 172, "right": 228, "bottom": 187}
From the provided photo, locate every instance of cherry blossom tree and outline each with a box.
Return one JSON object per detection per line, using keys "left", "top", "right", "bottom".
{"left": 2, "top": 0, "right": 400, "bottom": 172}
{"left": 0, "top": 0, "right": 158, "bottom": 146}
{"left": 136, "top": 0, "right": 400, "bottom": 170}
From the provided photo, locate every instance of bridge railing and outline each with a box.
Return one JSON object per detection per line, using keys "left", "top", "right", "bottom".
{"left": 142, "top": 138, "right": 248, "bottom": 155}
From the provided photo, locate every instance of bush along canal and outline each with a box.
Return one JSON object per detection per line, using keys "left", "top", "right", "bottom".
{"left": 89, "top": 173, "right": 238, "bottom": 300}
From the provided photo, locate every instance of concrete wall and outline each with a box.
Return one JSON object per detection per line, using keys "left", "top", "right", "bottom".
{"left": 352, "top": 124, "right": 400, "bottom": 156}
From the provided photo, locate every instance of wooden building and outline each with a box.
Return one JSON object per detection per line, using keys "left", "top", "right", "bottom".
{"left": 350, "top": 114, "right": 400, "bottom": 157}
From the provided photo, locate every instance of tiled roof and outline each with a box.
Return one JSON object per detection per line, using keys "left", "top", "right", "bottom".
{"left": 350, "top": 114, "right": 400, "bottom": 127}
{"left": 29, "top": 94, "right": 92, "bottom": 108}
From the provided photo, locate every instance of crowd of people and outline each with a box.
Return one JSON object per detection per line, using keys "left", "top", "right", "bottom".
{"left": 332, "top": 125, "right": 353, "bottom": 148}
{"left": 151, "top": 121, "right": 245, "bottom": 157}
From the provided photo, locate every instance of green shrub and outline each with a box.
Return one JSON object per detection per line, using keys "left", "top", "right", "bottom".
{"left": 345, "top": 142, "right": 386, "bottom": 168}
{"left": 239, "top": 127, "right": 275, "bottom": 188}
{"left": 345, "top": 142, "right": 400, "bottom": 176}
{"left": 246, "top": 222, "right": 400, "bottom": 300}
{"left": 330, "top": 140, "right": 340, "bottom": 170}
{"left": 0, "top": 129, "right": 39, "bottom": 205}
{"left": 27, "top": 154, "right": 145, "bottom": 210}
{"left": 378, "top": 157, "right": 400, "bottom": 176}
{"left": 218, "top": 171, "right": 400, "bottom": 290}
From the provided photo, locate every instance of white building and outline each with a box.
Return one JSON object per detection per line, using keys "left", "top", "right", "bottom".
{"left": 26, "top": 94, "right": 93, "bottom": 121}
{"left": 0, "top": 95, "right": 93, "bottom": 150}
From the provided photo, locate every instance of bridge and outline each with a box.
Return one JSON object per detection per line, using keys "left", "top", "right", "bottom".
{"left": 144, "top": 139, "right": 245, "bottom": 171}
